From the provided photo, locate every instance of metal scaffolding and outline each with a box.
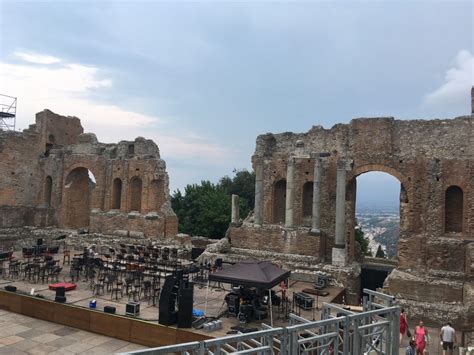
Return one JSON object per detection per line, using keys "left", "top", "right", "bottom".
{"left": 0, "top": 94, "right": 17, "bottom": 131}
{"left": 120, "top": 289, "right": 400, "bottom": 355}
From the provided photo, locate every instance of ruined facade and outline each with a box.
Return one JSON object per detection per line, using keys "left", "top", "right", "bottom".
{"left": 229, "top": 89, "right": 474, "bottom": 327}
{"left": 0, "top": 109, "right": 177, "bottom": 238}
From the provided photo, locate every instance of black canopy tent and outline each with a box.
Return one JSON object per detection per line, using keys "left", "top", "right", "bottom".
{"left": 205, "top": 260, "right": 291, "bottom": 326}
{"left": 209, "top": 260, "right": 291, "bottom": 289}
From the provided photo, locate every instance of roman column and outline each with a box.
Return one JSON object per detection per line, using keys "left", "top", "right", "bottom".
{"left": 311, "top": 154, "right": 322, "bottom": 234}
{"left": 254, "top": 158, "right": 264, "bottom": 226}
{"left": 285, "top": 157, "right": 295, "bottom": 228}
{"left": 332, "top": 159, "right": 347, "bottom": 266}
{"left": 231, "top": 194, "right": 239, "bottom": 224}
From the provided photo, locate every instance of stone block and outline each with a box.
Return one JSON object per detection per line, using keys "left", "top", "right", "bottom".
{"left": 129, "top": 231, "right": 145, "bottom": 239}
{"left": 114, "top": 230, "right": 129, "bottom": 237}
{"left": 332, "top": 247, "right": 347, "bottom": 267}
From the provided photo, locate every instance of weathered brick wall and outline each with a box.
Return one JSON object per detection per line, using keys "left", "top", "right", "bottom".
{"left": 0, "top": 110, "right": 177, "bottom": 238}
{"left": 238, "top": 101, "right": 473, "bottom": 322}
{"left": 247, "top": 115, "right": 473, "bottom": 271}
{"left": 228, "top": 224, "right": 326, "bottom": 260}
{"left": 89, "top": 211, "right": 166, "bottom": 238}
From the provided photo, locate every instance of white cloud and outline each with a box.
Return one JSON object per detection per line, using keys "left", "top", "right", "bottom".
{"left": 0, "top": 52, "right": 231, "bottom": 165}
{"left": 15, "top": 51, "right": 61, "bottom": 65}
{"left": 423, "top": 50, "right": 473, "bottom": 113}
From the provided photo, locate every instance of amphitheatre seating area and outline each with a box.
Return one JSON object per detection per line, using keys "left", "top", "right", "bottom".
{"left": 0, "top": 240, "right": 204, "bottom": 307}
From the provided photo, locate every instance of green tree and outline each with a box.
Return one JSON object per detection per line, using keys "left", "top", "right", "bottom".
{"left": 375, "top": 245, "right": 386, "bottom": 258}
{"left": 219, "top": 169, "right": 255, "bottom": 220}
{"left": 171, "top": 169, "right": 255, "bottom": 239}
{"left": 171, "top": 181, "right": 231, "bottom": 239}
{"left": 355, "top": 226, "right": 371, "bottom": 256}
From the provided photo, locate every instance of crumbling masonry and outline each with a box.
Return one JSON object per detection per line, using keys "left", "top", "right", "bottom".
{"left": 1, "top": 90, "right": 473, "bottom": 328}
{"left": 227, "top": 88, "right": 474, "bottom": 327}
{"left": 0, "top": 109, "right": 178, "bottom": 238}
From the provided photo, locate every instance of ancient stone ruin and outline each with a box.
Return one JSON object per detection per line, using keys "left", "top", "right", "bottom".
{"left": 0, "top": 109, "right": 177, "bottom": 238}
{"left": 227, "top": 88, "right": 474, "bottom": 327}
{"left": 0, "top": 90, "right": 473, "bottom": 329}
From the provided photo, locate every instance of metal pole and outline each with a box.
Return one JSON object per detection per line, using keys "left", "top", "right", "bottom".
{"left": 269, "top": 288, "right": 273, "bottom": 327}
{"left": 204, "top": 279, "right": 210, "bottom": 316}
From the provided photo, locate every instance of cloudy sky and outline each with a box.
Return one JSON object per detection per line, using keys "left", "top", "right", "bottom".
{"left": 0, "top": 0, "right": 472, "bottom": 209}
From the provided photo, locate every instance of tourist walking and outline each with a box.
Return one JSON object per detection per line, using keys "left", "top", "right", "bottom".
{"left": 406, "top": 339, "right": 416, "bottom": 355}
{"left": 400, "top": 308, "right": 409, "bottom": 345}
{"left": 415, "top": 321, "right": 429, "bottom": 355}
{"left": 440, "top": 322, "right": 457, "bottom": 355}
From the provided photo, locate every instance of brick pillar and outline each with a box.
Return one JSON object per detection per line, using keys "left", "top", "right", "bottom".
{"left": 254, "top": 158, "right": 264, "bottom": 226}
{"left": 332, "top": 159, "right": 347, "bottom": 266}
{"left": 311, "top": 154, "right": 322, "bottom": 234}
{"left": 285, "top": 157, "right": 295, "bottom": 228}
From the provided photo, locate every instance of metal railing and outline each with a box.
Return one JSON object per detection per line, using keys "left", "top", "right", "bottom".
{"left": 120, "top": 289, "right": 400, "bottom": 355}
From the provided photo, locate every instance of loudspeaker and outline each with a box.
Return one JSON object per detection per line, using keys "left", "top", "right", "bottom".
{"left": 55, "top": 295, "right": 66, "bottom": 303}
{"left": 191, "top": 248, "right": 204, "bottom": 260}
{"left": 177, "top": 283, "right": 194, "bottom": 328}
{"left": 159, "top": 275, "right": 178, "bottom": 326}
{"left": 55, "top": 286, "right": 65, "bottom": 298}
{"left": 37, "top": 238, "right": 43, "bottom": 246}
{"left": 159, "top": 309, "right": 177, "bottom": 326}
{"left": 104, "top": 306, "right": 116, "bottom": 314}
{"left": 4, "top": 285, "right": 16, "bottom": 292}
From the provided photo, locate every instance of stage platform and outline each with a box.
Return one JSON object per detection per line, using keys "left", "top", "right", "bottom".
{"left": 0, "top": 249, "right": 345, "bottom": 343}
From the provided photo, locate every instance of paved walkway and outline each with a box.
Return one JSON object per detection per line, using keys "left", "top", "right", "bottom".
{"left": 0, "top": 309, "right": 146, "bottom": 354}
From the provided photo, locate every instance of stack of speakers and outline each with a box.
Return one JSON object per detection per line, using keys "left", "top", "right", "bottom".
{"left": 159, "top": 274, "right": 194, "bottom": 328}
{"left": 159, "top": 275, "right": 178, "bottom": 326}
{"left": 177, "top": 277, "right": 193, "bottom": 328}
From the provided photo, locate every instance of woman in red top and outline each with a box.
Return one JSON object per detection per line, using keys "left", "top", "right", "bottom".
{"left": 415, "top": 321, "right": 428, "bottom": 355}
{"left": 400, "top": 308, "right": 408, "bottom": 345}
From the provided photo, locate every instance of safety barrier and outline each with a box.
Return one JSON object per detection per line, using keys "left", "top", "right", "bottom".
{"left": 122, "top": 289, "right": 400, "bottom": 355}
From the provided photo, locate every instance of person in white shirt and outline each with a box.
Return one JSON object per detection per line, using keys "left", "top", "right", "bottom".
{"left": 440, "top": 322, "right": 457, "bottom": 355}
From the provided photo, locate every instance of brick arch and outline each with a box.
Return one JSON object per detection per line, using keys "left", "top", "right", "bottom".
{"left": 348, "top": 164, "right": 408, "bottom": 188}
{"left": 61, "top": 167, "right": 97, "bottom": 229}
{"left": 345, "top": 164, "right": 410, "bottom": 263}
{"left": 272, "top": 179, "right": 286, "bottom": 224}
{"left": 129, "top": 175, "right": 143, "bottom": 212}
{"left": 63, "top": 163, "right": 100, "bottom": 187}
{"left": 444, "top": 185, "right": 464, "bottom": 233}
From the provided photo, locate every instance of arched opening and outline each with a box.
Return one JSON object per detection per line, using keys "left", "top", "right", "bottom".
{"left": 354, "top": 172, "right": 401, "bottom": 259}
{"left": 148, "top": 179, "right": 164, "bottom": 211}
{"left": 350, "top": 170, "right": 404, "bottom": 292}
{"left": 44, "top": 176, "right": 52, "bottom": 207}
{"left": 272, "top": 179, "right": 286, "bottom": 224}
{"left": 302, "top": 181, "right": 313, "bottom": 218}
{"left": 445, "top": 186, "right": 463, "bottom": 233}
{"left": 111, "top": 178, "right": 122, "bottom": 210}
{"left": 129, "top": 176, "right": 142, "bottom": 212}
{"left": 63, "top": 167, "right": 96, "bottom": 228}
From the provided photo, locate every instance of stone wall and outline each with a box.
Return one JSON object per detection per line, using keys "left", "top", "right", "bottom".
{"left": 228, "top": 223, "right": 326, "bottom": 260}
{"left": 250, "top": 115, "right": 473, "bottom": 266}
{"left": 229, "top": 88, "right": 474, "bottom": 324}
{"left": 0, "top": 109, "right": 177, "bottom": 238}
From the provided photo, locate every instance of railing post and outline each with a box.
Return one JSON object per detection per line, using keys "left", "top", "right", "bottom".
{"left": 391, "top": 307, "right": 400, "bottom": 354}
{"left": 198, "top": 342, "right": 206, "bottom": 355}
{"left": 291, "top": 328, "right": 299, "bottom": 354}
{"left": 353, "top": 319, "right": 360, "bottom": 355}
{"left": 343, "top": 315, "right": 350, "bottom": 355}
{"left": 280, "top": 327, "right": 288, "bottom": 355}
